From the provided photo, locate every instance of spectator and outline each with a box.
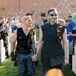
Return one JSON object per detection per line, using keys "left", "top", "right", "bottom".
{"left": 66, "top": 15, "right": 76, "bottom": 68}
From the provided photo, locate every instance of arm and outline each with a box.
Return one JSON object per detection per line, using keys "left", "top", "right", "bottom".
{"left": 62, "top": 29, "right": 69, "bottom": 64}
{"left": 10, "top": 31, "right": 17, "bottom": 53}
{"left": 68, "top": 32, "right": 76, "bottom": 36}
{"left": 62, "top": 29, "right": 69, "bottom": 49}
{"left": 1, "top": 25, "right": 6, "bottom": 31}
{"left": 31, "top": 30, "right": 36, "bottom": 54}
{"left": 36, "top": 27, "right": 43, "bottom": 54}
{"left": 31, "top": 28, "right": 43, "bottom": 61}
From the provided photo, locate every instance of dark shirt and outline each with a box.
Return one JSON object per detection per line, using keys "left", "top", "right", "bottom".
{"left": 41, "top": 22, "right": 64, "bottom": 56}
{"left": 16, "top": 28, "right": 32, "bottom": 54}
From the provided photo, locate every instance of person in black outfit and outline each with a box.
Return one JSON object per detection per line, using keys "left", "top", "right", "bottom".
{"left": 10, "top": 16, "right": 37, "bottom": 76}
{"left": 0, "top": 18, "right": 9, "bottom": 58}
{"left": 38, "top": 8, "right": 66, "bottom": 76}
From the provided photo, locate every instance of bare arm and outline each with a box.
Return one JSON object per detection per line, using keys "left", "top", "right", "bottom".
{"left": 62, "top": 29, "right": 70, "bottom": 64}
{"left": 62, "top": 29, "right": 69, "bottom": 49}
{"left": 68, "top": 32, "right": 76, "bottom": 36}
{"left": 36, "top": 27, "right": 43, "bottom": 54}
{"left": 31, "top": 30, "right": 36, "bottom": 54}
{"left": 31, "top": 27, "right": 43, "bottom": 61}
{"left": 1, "top": 25, "right": 5, "bottom": 31}
{"left": 10, "top": 31, "right": 17, "bottom": 53}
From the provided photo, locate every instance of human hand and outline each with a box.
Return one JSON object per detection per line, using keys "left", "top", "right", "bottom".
{"left": 11, "top": 52, "right": 15, "bottom": 61}
{"left": 31, "top": 54, "right": 37, "bottom": 62}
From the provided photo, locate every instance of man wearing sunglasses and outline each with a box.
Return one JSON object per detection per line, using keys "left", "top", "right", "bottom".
{"left": 38, "top": 8, "right": 66, "bottom": 76}
{"left": 48, "top": 9, "right": 58, "bottom": 25}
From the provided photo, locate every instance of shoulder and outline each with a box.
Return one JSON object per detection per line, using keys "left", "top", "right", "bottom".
{"left": 71, "top": 21, "right": 75, "bottom": 24}
{"left": 0, "top": 23, "right": 2, "bottom": 26}
{"left": 41, "top": 22, "right": 49, "bottom": 29}
{"left": 17, "top": 27, "right": 22, "bottom": 30}
{"left": 10, "top": 30, "right": 17, "bottom": 42}
{"left": 11, "top": 27, "right": 22, "bottom": 36}
{"left": 68, "top": 21, "right": 75, "bottom": 26}
{"left": 17, "top": 27, "right": 22, "bottom": 33}
{"left": 56, "top": 23, "right": 61, "bottom": 26}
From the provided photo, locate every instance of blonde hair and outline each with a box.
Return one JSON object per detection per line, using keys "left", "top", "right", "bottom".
{"left": 22, "top": 15, "right": 32, "bottom": 23}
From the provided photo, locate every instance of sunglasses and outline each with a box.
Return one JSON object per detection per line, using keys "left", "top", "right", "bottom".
{"left": 49, "top": 13, "right": 57, "bottom": 16}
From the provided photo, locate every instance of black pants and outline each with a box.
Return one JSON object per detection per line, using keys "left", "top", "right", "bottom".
{"left": 69, "top": 55, "right": 72, "bottom": 69}
{"left": 41, "top": 55, "right": 64, "bottom": 76}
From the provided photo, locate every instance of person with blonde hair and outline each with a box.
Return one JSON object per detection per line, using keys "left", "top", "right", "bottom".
{"left": 10, "top": 15, "right": 37, "bottom": 76}
{"left": 45, "top": 68, "right": 63, "bottom": 76}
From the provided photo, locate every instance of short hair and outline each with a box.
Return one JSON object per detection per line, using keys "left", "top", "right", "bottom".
{"left": 41, "top": 13, "right": 46, "bottom": 17}
{"left": 26, "top": 13, "right": 33, "bottom": 16}
{"left": 48, "top": 8, "right": 58, "bottom": 15}
{"left": 68, "top": 16, "right": 72, "bottom": 18}
{"left": 22, "top": 15, "right": 32, "bottom": 22}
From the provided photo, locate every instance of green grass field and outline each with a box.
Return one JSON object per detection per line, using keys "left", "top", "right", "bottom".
{"left": 0, "top": 58, "right": 76, "bottom": 76}
{"left": 0, "top": 59, "right": 19, "bottom": 76}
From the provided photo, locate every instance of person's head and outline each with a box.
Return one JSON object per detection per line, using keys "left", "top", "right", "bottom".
{"left": 26, "top": 13, "right": 33, "bottom": 16}
{"left": 41, "top": 13, "right": 48, "bottom": 24}
{"left": 22, "top": 15, "right": 32, "bottom": 28}
{"left": 0, "top": 17, "right": 4, "bottom": 23}
{"left": 48, "top": 8, "right": 58, "bottom": 24}
{"left": 45, "top": 68, "right": 63, "bottom": 76}
{"left": 67, "top": 16, "right": 72, "bottom": 22}
{"left": 41, "top": 13, "right": 46, "bottom": 18}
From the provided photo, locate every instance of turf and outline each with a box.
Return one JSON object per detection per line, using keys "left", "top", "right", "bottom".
{"left": 0, "top": 58, "right": 76, "bottom": 76}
